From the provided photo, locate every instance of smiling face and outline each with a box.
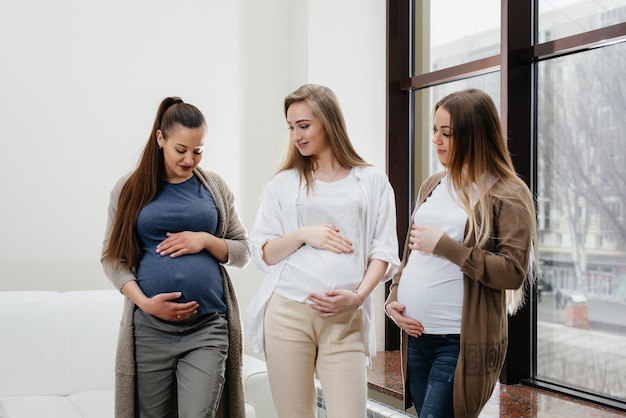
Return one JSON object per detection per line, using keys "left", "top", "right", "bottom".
{"left": 432, "top": 106, "right": 453, "bottom": 166}
{"left": 156, "top": 124, "right": 205, "bottom": 183}
{"left": 286, "top": 101, "right": 331, "bottom": 159}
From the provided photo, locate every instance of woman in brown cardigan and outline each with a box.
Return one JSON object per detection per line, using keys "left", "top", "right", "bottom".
{"left": 385, "top": 89, "right": 536, "bottom": 418}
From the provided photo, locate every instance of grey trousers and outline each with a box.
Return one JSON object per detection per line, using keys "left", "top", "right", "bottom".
{"left": 133, "top": 309, "right": 229, "bottom": 418}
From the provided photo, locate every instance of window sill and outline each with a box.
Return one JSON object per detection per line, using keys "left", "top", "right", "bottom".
{"left": 366, "top": 350, "right": 625, "bottom": 417}
{"left": 367, "top": 350, "right": 403, "bottom": 400}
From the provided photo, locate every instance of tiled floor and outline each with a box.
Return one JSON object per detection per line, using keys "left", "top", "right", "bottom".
{"left": 367, "top": 351, "right": 626, "bottom": 417}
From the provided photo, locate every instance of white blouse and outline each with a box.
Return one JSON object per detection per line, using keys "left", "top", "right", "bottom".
{"left": 246, "top": 166, "right": 400, "bottom": 363}
{"left": 275, "top": 171, "right": 365, "bottom": 301}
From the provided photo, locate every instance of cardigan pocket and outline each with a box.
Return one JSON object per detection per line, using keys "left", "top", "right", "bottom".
{"left": 462, "top": 340, "right": 506, "bottom": 376}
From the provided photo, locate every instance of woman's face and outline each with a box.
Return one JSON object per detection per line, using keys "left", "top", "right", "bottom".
{"left": 432, "top": 107, "right": 453, "bottom": 166}
{"left": 156, "top": 124, "right": 205, "bottom": 183}
{"left": 286, "top": 101, "right": 330, "bottom": 159}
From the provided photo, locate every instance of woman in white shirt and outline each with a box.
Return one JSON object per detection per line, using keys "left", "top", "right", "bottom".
{"left": 246, "top": 84, "right": 400, "bottom": 418}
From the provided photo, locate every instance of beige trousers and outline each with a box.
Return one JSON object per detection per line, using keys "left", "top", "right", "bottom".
{"left": 264, "top": 293, "right": 367, "bottom": 418}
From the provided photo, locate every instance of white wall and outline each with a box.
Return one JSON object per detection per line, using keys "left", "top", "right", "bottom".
{"left": 0, "top": 0, "right": 248, "bottom": 289}
{"left": 0, "top": 0, "right": 387, "bottom": 351}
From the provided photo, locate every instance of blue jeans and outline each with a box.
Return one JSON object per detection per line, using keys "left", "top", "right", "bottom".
{"left": 406, "top": 334, "right": 460, "bottom": 418}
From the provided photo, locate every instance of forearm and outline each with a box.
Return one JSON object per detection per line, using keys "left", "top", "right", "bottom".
{"left": 101, "top": 256, "right": 136, "bottom": 292}
{"left": 222, "top": 210, "right": 251, "bottom": 267}
{"left": 261, "top": 230, "right": 305, "bottom": 266}
{"left": 434, "top": 202, "right": 530, "bottom": 290}
{"left": 204, "top": 233, "right": 229, "bottom": 263}
{"left": 385, "top": 274, "right": 400, "bottom": 307}
{"left": 355, "top": 259, "right": 389, "bottom": 301}
{"left": 120, "top": 280, "right": 150, "bottom": 311}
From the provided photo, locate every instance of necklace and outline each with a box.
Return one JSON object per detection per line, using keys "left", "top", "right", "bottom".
{"left": 313, "top": 165, "right": 343, "bottom": 182}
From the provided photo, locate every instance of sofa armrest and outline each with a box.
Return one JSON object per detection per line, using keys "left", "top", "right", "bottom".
{"left": 242, "top": 355, "right": 277, "bottom": 418}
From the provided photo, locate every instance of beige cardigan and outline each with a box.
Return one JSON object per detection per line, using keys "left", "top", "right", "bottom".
{"left": 386, "top": 171, "right": 533, "bottom": 418}
{"left": 102, "top": 168, "right": 250, "bottom": 418}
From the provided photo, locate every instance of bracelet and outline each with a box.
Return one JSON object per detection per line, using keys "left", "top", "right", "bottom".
{"left": 352, "top": 289, "right": 363, "bottom": 306}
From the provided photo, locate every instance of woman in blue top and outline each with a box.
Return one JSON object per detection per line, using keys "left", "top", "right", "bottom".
{"left": 101, "top": 97, "right": 250, "bottom": 418}
{"left": 246, "top": 84, "right": 400, "bottom": 418}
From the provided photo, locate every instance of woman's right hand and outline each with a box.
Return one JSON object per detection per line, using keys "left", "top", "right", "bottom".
{"left": 385, "top": 301, "right": 424, "bottom": 338}
{"left": 409, "top": 223, "right": 444, "bottom": 254}
{"left": 301, "top": 224, "right": 353, "bottom": 253}
{"left": 121, "top": 281, "right": 198, "bottom": 321}
{"left": 140, "top": 292, "right": 199, "bottom": 321}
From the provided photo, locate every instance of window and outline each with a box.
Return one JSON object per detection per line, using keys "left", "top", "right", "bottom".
{"left": 536, "top": 40, "right": 626, "bottom": 403}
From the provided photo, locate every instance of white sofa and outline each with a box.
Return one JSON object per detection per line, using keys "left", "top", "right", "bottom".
{"left": 0, "top": 290, "right": 277, "bottom": 418}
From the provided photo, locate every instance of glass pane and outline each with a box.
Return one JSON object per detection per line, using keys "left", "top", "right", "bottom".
{"left": 414, "top": 0, "right": 501, "bottom": 74}
{"left": 538, "top": 0, "right": 626, "bottom": 43}
{"left": 536, "top": 41, "right": 626, "bottom": 402}
{"left": 412, "top": 72, "right": 500, "bottom": 195}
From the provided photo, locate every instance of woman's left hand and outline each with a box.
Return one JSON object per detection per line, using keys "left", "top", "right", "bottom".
{"left": 308, "top": 289, "right": 362, "bottom": 317}
{"left": 157, "top": 231, "right": 207, "bottom": 257}
{"left": 409, "top": 224, "right": 444, "bottom": 254}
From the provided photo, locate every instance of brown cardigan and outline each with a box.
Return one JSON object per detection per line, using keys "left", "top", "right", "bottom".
{"left": 385, "top": 171, "right": 533, "bottom": 418}
{"left": 101, "top": 168, "right": 250, "bottom": 418}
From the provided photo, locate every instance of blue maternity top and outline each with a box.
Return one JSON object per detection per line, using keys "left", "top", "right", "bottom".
{"left": 135, "top": 175, "right": 226, "bottom": 315}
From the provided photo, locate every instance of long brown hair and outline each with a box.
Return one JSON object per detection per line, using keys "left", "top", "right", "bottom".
{"left": 279, "top": 84, "right": 369, "bottom": 192}
{"left": 102, "top": 97, "right": 206, "bottom": 271}
{"left": 435, "top": 89, "right": 537, "bottom": 313}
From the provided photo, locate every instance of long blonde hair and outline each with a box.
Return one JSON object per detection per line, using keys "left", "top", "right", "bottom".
{"left": 279, "top": 84, "right": 369, "bottom": 192}
{"left": 436, "top": 89, "right": 537, "bottom": 313}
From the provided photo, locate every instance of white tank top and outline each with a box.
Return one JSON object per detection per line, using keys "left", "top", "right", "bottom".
{"left": 397, "top": 175, "right": 467, "bottom": 334}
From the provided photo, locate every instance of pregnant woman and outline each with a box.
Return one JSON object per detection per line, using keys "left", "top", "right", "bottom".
{"left": 101, "top": 97, "right": 250, "bottom": 418}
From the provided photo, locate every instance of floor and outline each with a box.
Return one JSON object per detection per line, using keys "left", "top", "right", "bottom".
{"left": 367, "top": 351, "right": 626, "bottom": 417}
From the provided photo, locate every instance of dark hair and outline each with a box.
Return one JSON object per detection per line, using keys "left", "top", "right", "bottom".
{"left": 102, "top": 97, "right": 206, "bottom": 271}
